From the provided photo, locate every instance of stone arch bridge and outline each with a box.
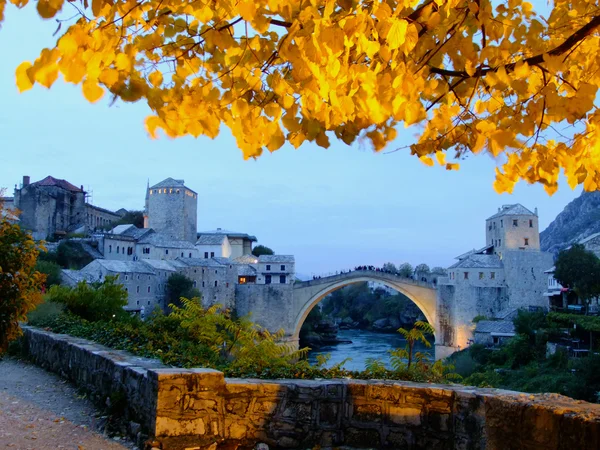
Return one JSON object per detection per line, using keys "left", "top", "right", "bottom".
{"left": 234, "top": 270, "right": 458, "bottom": 359}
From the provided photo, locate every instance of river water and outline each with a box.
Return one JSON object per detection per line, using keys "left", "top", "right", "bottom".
{"left": 307, "top": 329, "right": 432, "bottom": 372}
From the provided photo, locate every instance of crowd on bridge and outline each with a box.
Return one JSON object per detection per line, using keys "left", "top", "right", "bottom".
{"left": 311, "top": 266, "right": 411, "bottom": 280}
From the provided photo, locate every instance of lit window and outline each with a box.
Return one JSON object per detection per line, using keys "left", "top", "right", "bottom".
{"left": 464, "top": 272, "right": 469, "bottom": 280}
{"left": 239, "top": 277, "right": 247, "bottom": 284}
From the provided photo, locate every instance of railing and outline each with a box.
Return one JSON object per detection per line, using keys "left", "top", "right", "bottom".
{"left": 296, "top": 269, "right": 435, "bottom": 289}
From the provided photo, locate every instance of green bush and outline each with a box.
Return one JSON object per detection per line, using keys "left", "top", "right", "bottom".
{"left": 46, "top": 276, "right": 128, "bottom": 321}
{"left": 450, "top": 350, "right": 480, "bottom": 378}
{"left": 56, "top": 241, "right": 93, "bottom": 269}
{"left": 27, "top": 300, "right": 65, "bottom": 326}
{"left": 35, "top": 260, "right": 62, "bottom": 287}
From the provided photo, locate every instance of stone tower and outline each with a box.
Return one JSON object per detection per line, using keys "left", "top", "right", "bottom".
{"left": 146, "top": 178, "right": 198, "bottom": 243}
{"left": 485, "top": 204, "right": 540, "bottom": 256}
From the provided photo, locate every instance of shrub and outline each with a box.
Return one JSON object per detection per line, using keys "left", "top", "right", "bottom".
{"left": 46, "top": 276, "right": 128, "bottom": 321}
{"left": 56, "top": 241, "right": 93, "bottom": 269}
{"left": 513, "top": 309, "right": 546, "bottom": 339}
{"left": 27, "top": 300, "right": 65, "bottom": 326}
{"left": 35, "top": 260, "right": 62, "bottom": 287}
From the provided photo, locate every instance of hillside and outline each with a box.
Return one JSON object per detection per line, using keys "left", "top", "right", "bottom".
{"left": 540, "top": 191, "right": 600, "bottom": 255}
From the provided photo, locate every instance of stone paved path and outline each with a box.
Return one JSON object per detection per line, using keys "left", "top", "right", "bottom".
{"left": 0, "top": 357, "right": 135, "bottom": 450}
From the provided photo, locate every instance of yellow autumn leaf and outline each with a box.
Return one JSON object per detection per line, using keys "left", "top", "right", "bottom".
{"left": 419, "top": 155, "right": 435, "bottom": 167}
{"left": 387, "top": 19, "right": 407, "bottom": 50}
{"left": 148, "top": 71, "right": 163, "bottom": 87}
{"left": 82, "top": 79, "right": 104, "bottom": 103}
{"left": 15, "top": 61, "right": 33, "bottom": 92}
{"left": 145, "top": 115, "right": 163, "bottom": 139}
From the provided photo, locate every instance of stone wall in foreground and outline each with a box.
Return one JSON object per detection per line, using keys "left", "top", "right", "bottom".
{"left": 20, "top": 326, "right": 600, "bottom": 450}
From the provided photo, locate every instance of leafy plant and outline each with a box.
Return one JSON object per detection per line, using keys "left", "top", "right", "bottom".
{"left": 0, "top": 218, "right": 45, "bottom": 354}
{"left": 396, "top": 320, "right": 435, "bottom": 369}
{"left": 46, "top": 276, "right": 128, "bottom": 322}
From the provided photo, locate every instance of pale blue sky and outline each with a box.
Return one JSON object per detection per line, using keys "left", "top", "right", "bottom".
{"left": 0, "top": 3, "right": 582, "bottom": 275}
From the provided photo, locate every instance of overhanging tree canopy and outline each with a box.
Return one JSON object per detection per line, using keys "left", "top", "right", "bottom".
{"left": 2, "top": 0, "right": 600, "bottom": 193}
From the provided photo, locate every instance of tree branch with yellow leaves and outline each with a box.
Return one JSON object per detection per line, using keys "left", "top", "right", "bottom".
{"left": 3, "top": 0, "right": 600, "bottom": 193}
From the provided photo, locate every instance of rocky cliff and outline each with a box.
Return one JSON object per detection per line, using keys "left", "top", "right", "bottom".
{"left": 540, "top": 191, "right": 600, "bottom": 256}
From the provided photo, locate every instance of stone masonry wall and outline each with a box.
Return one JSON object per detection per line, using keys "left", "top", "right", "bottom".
{"left": 20, "top": 326, "right": 600, "bottom": 450}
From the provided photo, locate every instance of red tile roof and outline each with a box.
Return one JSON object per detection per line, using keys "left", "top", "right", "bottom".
{"left": 32, "top": 176, "right": 83, "bottom": 192}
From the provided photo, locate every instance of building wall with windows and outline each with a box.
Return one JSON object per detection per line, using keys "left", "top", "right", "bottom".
{"left": 136, "top": 243, "right": 199, "bottom": 261}
{"left": 255, "top": 256, "right": 295, "bottom": 285}
{"left": 85, "top": 204, "right": 122, "bottom": 232}
{"left": 104, "top": 236, "right": 137, "bottom": 260}
{"left": 486, "top": 205, "right": 540, "bottom": 254}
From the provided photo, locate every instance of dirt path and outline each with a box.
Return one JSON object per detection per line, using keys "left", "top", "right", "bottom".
{"left": 0, "top": 357, "right": 135, "bottom": 450}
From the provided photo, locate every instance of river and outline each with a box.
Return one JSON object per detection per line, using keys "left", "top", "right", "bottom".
{"left": 307, "top": 329, "right": 432, "bottom": 372}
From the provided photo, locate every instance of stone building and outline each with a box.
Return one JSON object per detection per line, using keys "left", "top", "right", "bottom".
{"left": 437, "top": 204, "right": 553, "bottom": 351}
{"left": 145, "top": 178, "right": 197, "bottom": 243}
{"left": 102, "top": 224, "right": 199, "bottom": 261}
{"left": 196, "top": 228, "right": 257, "bottom": 259}
{"left": 12, "top": 175, "right": 122, "bottom": 239}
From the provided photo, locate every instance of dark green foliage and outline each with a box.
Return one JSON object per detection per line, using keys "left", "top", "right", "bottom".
{"left": 414, "top": 263, "right": 430, "bottom": 273}
{"left": 108, "top": 211, "right": 144, "bottom": 229}
{"left": 34, "top": 260, "right": 62, "bottom": 287}
{"left": 555, "top": 244, "right": 600, "bottom": 304}
{"left": 166, "top": 273, "right": 198, "bottom": 307}
{"left": 56, "top": 241, "right": 93, "bottom": 269}
{"left": 513, "top": 309, "right": 546, "bottom": 340}
{"left": 397, "top": 263, "right": 414, "bottom": 278}
{"left": 547, "top": 312, "right": 600, "bottom": 332}
{"left": 458, "top": 310, "right": 600, "bottom": 402}
{"left": 46, "top": 276, "right": 128, "bottom": 322}
{"left": 27, "top": 301, "right": 65, "bottom": 324}
{"left": 251, "top": 245, "right": 274, "bottom": 257}
{"left": 471, "top": 315, "right": 488, "bottom": 323}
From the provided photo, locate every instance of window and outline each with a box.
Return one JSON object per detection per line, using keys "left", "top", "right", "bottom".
{"left": 279, "top": 275, "right": 286, "bottom": 284}
{"left": 204, "top": 252, "right": 209, "bottom": 259}
{"left": 189, "top": 253, "right": 192, "bottom": 258}
{"left": 202, "top": 269, "right": 205, "bottom": 274}
{"left": 265, "top": 275, "right": 272, "bottom": 284}
{"left": 493, "top": 222, "right": 496, "bottom": 229}
{"left": 136, "top": 286, "right": 140, "bottom": 293}
{"left": 491, "top": 272, "right": 496, "bottom": 279}
{"left": 524, "top": 238, "right": 529, "bottom": 246}
{"left": 109, "top": 245, "right": 112, "bottom": 253}
{"left": 479, "top": 272, "right": 484, "bottom": 280}
{"left": 499, "top": 239, "right": 501, "bottom": 246}
{"left": 226, "top": 282, "right": 229, "bottom": 287}
{"left": 147, "top": 301, "right": 150, "bottom": 305}
{"left": 488, "top": 225, "right": 492, "bottom": 231}
{"left": 210, "top": 252, "right": 215, "bottom": 258}
{"left": 464, "top": 272, "right": 469, "bottom": 280}
{"left": 529, "top": 219, "right": 533, "bottom": 228}
{"left": 266, "top": 264, "right": 271, "bottom": 271}
{"left": 181, "top": 252, "right": 184, "bottom": 257}
{"left": 214, "top": 280, "right": 218, "bottom": 287}
{"left": 239, "top": 277, "right": 247, "bottom": 284}
{"left": 125, "top": 275, "right": 128, "bottom": 281}
{"left": 136, "top": 300, "right": 140, "bottom": 305}
{"left": 500, "top": 219, "right": 503, "bottom": 227}
{"left": 194, "top": 269, "right": 197, "bottom": 273}
{"left": 513, "top": 219, "right": 518, "bottom": 227}
{"left": 147, "top": 286, "right": 151, "bottom": 293}
{"left": 202, "top": 281, "right": 205, "bottom": 287}
{"left": 193, "top": 281, "right": 197, "bottom": 287}
{"left": 117, "top": 246, "right": 120, "bottom": 254}
{"left": 165, "top": 249, "right": 169, "bottom": 255}
{"left": 280, "top": 265, "right": 286, "bottom": 271}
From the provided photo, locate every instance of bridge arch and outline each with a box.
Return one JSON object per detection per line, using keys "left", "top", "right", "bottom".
{"left": 291, "top": 272, "right": 438, "bottom": 344}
